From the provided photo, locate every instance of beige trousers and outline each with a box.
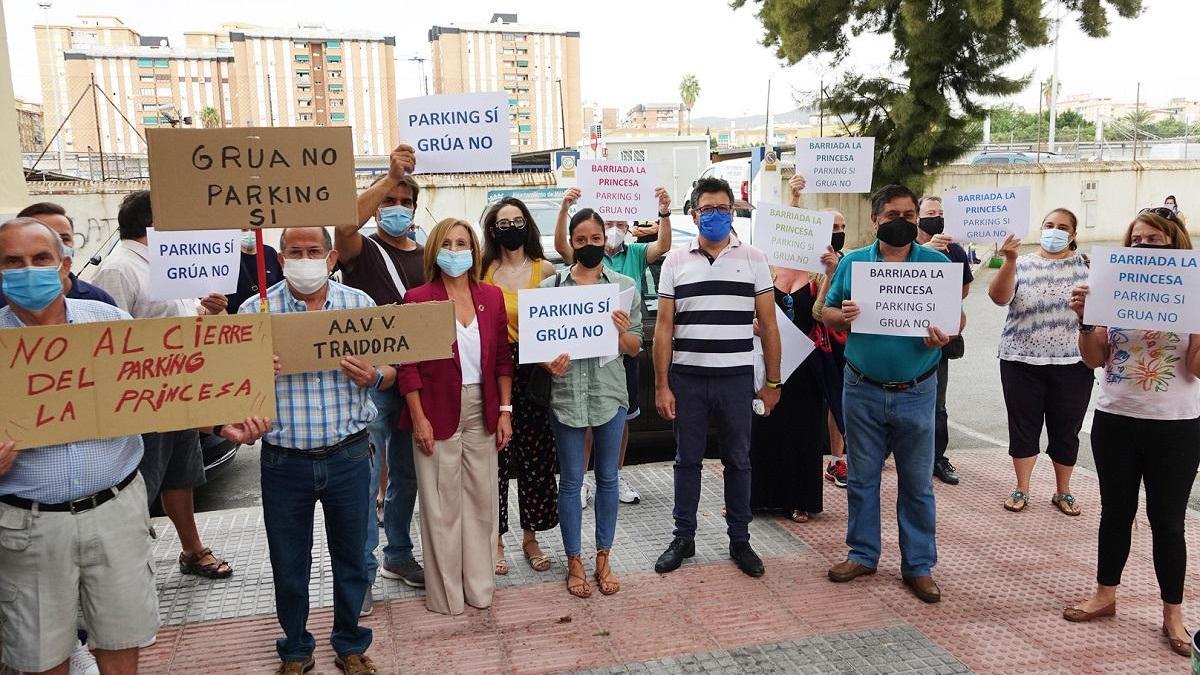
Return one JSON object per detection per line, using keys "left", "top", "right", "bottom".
{"left": 414, "top": 384, "right": 499, "bottom": 615}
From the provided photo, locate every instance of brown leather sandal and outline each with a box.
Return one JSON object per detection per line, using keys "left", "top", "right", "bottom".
{"left": 566, "top": 555, "right": 592, "bottom": 598}
{"left": 594, "top": 550, "right": 620, "bottom": 596}
{"left": 179, "top": 547, "right": 233, "bottom": 579}
{"left": 1162, "top": 625, "right": 1192, "bottom": 657}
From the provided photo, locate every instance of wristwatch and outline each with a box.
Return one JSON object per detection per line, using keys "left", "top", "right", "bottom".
{"left": 499, "top": 405, "right": 514, "bottom": 413}
{"left": 658, "top": 211, "right": 671, "bottom": 218}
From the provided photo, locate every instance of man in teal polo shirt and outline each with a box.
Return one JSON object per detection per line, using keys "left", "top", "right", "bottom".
{"left": 821, "top": 184, "right": 952, "bottom": 604}
{"left": 556, "top": 186, "right": 673, "bottom": 506}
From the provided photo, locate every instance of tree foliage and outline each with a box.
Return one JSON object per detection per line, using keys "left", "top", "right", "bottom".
{"left": 733, "top": 0, "right": 1142, "bottom": 191}
{"left": 198, "top": 106, "right": 221, "bottom": 129}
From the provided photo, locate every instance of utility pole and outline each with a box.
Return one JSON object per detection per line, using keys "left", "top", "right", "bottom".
{"left": 818, "top": 79, "right": 824, "bottom": 137}
{"left": 1048, "top": 0, "right": 1061, "bottom": 151}
{"left": 409, "top": 56, "right": 429, "bottom": 96}
{"left": 90, "top": 73, "right": 105, "bottom": 180}
{"left": 39, "top": 2, "right": 65, "bottom": 173}
{"left": 556, "top": 78, "right": 567, "bottom": 148}
{"left": 1133, "top": 82, "right": 1140, "bottom": 162}
{"left": 266, "top": 72, "right": 276, "bottom": 126}
{"left": 764, "top": 77, "right": 772, "bottom": 148}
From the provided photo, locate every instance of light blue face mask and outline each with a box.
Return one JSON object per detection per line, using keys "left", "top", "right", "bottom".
{"left": 240, "top": 231, "right": 257, "bottom": 250}
{"left": 2, "top": 263, "right": 64, "bottom": 311}
{"left": 378, "top": 205, "right": 415, "bottom": 238}
{"left": 62, "top": 245, "right": 74, "bottom": 260}
{"left": 436, "top": 248, "right": 473, "bottom": 277}
{"left": 1040, "top": 228, "right": 1070, "bottom": 253}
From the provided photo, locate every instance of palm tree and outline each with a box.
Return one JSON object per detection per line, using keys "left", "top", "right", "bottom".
{"left": 1039, "top": 78, "right": 1063, "bottom": 112}
{"left": 679, "top": 74, "right": 701, "bottom": 135}
{"left": 198, "top": 106, "right": 221, "bottom": 129}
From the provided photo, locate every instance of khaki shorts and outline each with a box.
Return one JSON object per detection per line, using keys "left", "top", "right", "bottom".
{"left": 0, "top": 473, "right": 159, "bottom": 672}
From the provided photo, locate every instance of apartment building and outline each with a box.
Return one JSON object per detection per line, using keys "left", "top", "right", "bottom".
{"left": 429, "top": 13, "right": 581, "bottom": 152}
{"left": 15, "top": 98, "right": 44, "bottom": 154}
{"left": 622, "top": 103, "right": 684, "bottom": 132}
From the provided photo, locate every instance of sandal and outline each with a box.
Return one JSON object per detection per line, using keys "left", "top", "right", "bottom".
{"left": 566, "top": 555, "right": 592, "bottom": 598}
{"left": 1162, "top": 625, "right": 1192, "bottom": 657}
{"left": 593, "top": 550, "right": 620, "bottom": 596}
{"left": 1003, "top": 489, "right": 1029, "bottom": 513}
{"left": 178, "top": 548, "right": 233, "bottom": 579}
{"left": 788, "top": 510, "right": 810, "bottom": 523}
{"left": 1051, "top": 493, "right": 1082, "bottom": 516}
{"left": 523, "top": 539, "right": 552, "bottom": 572}
{"left": 495, "top": 556, "right": 509, "bottom": 576}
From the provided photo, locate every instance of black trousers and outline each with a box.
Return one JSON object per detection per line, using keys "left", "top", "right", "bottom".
{"left": 1092, "top": 410, "right": 1200, "bottom": 603}
{"left": 999, "top": 360, "right": 1094, "bottom": 465}
{"left": 934, "top": 356, "right": 949, "bottom": 461}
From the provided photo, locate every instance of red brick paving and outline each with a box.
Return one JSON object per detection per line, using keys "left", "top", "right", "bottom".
{"left": 137, "top": 453, "right": 1196, "bottom": 673}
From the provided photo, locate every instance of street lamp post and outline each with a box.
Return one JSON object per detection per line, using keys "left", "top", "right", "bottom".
{"left": 39, "top": 1, "right": 65, "bottom": 173}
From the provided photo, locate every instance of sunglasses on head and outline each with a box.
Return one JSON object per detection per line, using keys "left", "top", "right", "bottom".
{"left": 1140, "top": 206, "right": 1181, "bottom": 224}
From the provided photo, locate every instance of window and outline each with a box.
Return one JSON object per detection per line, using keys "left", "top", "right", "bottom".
{"left": 619, "top": 149, "right": 647, "bottom": 162}
{"left": 516, "top": 59, "right": 528, "bottom": 67}
{"left": 331, "top": 99, "right": 343, "bottom": 108}
{"left": 137, "top": 57, "right": 154, "bottom": 68}
{"left": 138, "top": 74, "right": 154, "bottom": 82}
{"left": 516, "top": 48, "right": 528, "bottom": 54}
{"left": 293, "top": 40, "right": 308, "bottom": 48}
{"left": 521, "top": 139, "right": 531, "bottom": 146}
{"left": 298, "top": 99, "right": 312, "bottom": 107}
{"left": 328, "top": 84, "right": 343, "bottom": 92}
{"left": 331, "top": 112, "right": 345, "bottom": 122}
{"left": 141, "top": 103, "right": 158, "bottom": 110}
{"left": 516, "top": 86, "right": 529, "bottom": 93}
{"left": 502, "top": 33, "right": 517, "bottom": 41}
{"left": 142, "top": 116, "right": 160, "bottom": 125}
{"left": 518, "top": 112, "right": 531, "bottom": 119}
{"left": 507, "top": 98, "right": 518, "bottom": 106}
{"left": 327, "top": 55, "right": 341, "bottom": 63}
{"left": 518, "top": 124, "right": 532, "bottom": 132}
{"left": 139, "top": 87, "right": 155, "bottom": 96}
{"left": 297, "top": 85, "right": 311, "bottom": 92}
{"left": 298, "top": 112, "right": 313, "bottom": 121}
{"left": 502, "top": 47, "right": 515, "bottom": 54}
{"left": 155, "top": 58, "right": 169, "bottom": 68}
{"left": 295, "top": 54, "right": 310, "bottom": 63}
{"left": 329, "top": 70, "right": 342, "bottom": 78}
{"left": 325, "top": 40, "right": 341, "bottom": 48}
{"left": 155, "top": 74, "right": 171, "bottom": 81}
{"left": 503, "top": 60, "right": 515, "bottom": 68}
{"left": 503, "top": 73, "right": 518, "bottom": 81}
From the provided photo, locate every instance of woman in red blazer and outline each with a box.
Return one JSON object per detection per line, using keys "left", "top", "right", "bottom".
{"left": 396, "top": 217, "right": 514, "bottom": 616}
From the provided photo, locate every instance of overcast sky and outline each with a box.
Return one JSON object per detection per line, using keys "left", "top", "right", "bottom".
{"left": 6, "top": 0, "right": 1196, "bottom": 119}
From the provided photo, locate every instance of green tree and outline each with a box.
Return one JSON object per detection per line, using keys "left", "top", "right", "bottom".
{"left": 734, "top": 0, "right": 1141, "bottom": 191}
{"left": 679, "top": 74, "right": 701, "bottom": 135}
{"left": 198, "top": 106, "right": 221, "bottom": 129}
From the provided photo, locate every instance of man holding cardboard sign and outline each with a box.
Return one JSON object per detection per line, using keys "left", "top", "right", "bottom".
{"left": 0, "top": 218, "right": 268, "bottom": 675}
{"left": 238, "top": 226, "right": 388, "bottom": 675}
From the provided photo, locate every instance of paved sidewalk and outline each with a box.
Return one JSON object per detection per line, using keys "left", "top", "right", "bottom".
{"left": 134, "top": 450, "right": 1194, "bottom": 673}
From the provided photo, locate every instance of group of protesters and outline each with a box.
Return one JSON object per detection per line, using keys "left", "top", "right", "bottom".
{"left": 0, "top": 140, "right": 1195, "bottom": 674}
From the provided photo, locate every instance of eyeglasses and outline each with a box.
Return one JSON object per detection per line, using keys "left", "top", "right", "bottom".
{"left": 696, "top": 205, "right": 733, "bottom": 216}
{"left": 1140, "top": 206, "right": 1182, "bottom": 224}
{"left": 495, "top": 217, "right": 527, "bottom": 231}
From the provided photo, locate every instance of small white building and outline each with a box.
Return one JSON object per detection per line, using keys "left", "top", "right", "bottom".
{"left": 593, "top": 135, "right": 711, "bottom": 213}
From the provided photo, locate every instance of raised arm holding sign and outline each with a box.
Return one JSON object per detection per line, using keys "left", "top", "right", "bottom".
{"left": 397, "top": 92, "right": 512, "bottom": 174}
{"left": 794, "top": 137, "right": 875, "bottom": 194}
{"left": 576, "top": 160, "right": 659, "bottom": 221}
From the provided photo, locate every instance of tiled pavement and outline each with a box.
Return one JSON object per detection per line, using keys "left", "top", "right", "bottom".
{"left": 132, "top": 449, "right": 1198, "bottom": 673}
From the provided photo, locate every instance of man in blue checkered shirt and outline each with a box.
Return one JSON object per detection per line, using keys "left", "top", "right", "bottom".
{"left": 238, "top": 226, "right": 393, "bottom": 675}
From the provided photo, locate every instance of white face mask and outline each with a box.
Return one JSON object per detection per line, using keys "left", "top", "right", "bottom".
{"left": 283, "top": 257, "right": 329, "bottom": 294}
{"left": 605, "top": 226, "right": 625, "bottom": 251}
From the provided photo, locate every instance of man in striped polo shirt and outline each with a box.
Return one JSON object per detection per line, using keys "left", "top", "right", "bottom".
{"left": 652, "top": 176, "right": 782, "bottom": 578}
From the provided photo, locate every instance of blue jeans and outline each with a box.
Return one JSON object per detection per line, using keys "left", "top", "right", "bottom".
{"left": 364, "top": 389, "right": 418, "bottom": 583}
{"left": 842, "top": 365, "right": 938, "bottom": 577}
{"left": 261, "top": 435, "right": 373, "bottom": 661}
{"left": 554, "top": 408, "right": 626, "bottom": 556}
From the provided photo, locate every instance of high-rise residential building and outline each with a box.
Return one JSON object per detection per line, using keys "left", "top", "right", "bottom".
{"left": 34, "top": 16, "right": 397, "bottom": 157}
{"left": 15, "top": 98, "right": 44, "bottom": 154}
{"left": 582, "top": 102, "right": 619, "bottom": 136}
{"left": 429, "top": 13, "right": 581, "bottom": 152}
{"left": 622, "top": 103, "right": 684, "bottom": 132}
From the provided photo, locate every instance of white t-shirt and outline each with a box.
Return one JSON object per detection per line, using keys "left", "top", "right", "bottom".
{"left": 457, "top": 317, "right": 482, "bottom": 385}
{"left": 1096, "top": 328, "right": 1200, "bottom": 420}
{"left": 998, "top": 253, "right": 1090, "bottom": 365}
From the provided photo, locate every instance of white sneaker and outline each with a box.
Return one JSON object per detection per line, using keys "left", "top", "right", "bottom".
{"left": 581, "top": 478, "right": 594, "bottom": 510}
{"left": 69, "top": 640, "right": 100, "bottom": 675}
{"left": 617, "top": 475, "right": 640, "bottom": 504}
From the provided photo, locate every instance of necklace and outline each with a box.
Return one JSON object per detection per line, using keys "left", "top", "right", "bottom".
{"left": 500, "top": 256, "right": 531, "bottom": 273}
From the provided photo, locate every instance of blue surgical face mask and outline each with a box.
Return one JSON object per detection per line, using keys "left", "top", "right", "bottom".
{"left": 2, "top": 263, "right": 64, "bottom": 311}
{"left": 436, "top": 248, "right": 473, "bottom": 278}
{"left": 240, "top": 231, "right": 257, "bottom": 251}
{"left": 1040, "top": 228, "right": 1070, "bottom": 253}
{"left": 378, "top": 205, "right": 415, "bottom": 238}
{"left": 697, "top": 209, "right": 734, "bottom": 242}
{"left": 62, "top": 245, "right": 74, "bottom": 260}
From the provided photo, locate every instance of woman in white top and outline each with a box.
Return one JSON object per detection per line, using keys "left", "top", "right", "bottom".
{"left": 1064, "top": 212, "right": 1200, "bottom": 658}
{"left": 988, "top": 209, "right": 1093, "bottom": 515}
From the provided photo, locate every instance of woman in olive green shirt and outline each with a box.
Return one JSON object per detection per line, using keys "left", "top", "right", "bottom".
{"left": 542, "top": 208, "right": 643, "bottom": 599}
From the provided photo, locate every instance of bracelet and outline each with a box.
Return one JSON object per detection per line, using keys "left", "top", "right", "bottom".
{"left": 765, "top": 379, "right": 782, "bottom": 389}
{"left": 658, "top": 211, "right": 671, "bottom": 218}
{"left": 371, "top": 368, "right": 384, "bottom": 390}
{"left": 1078, "top": 323, "right": 1096, "bottom": 334}
{"left": 499, "top": 405, "right": 514, "bottom": 413}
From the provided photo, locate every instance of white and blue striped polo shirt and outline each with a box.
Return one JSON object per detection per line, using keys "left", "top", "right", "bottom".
{"left": 658, "top": 236, "right": 773, "bottom": 375}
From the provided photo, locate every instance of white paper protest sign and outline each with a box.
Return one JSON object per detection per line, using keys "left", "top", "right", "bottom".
{"left": 600, "top": 286, "right": 639, "bottom": 367}
{"left": 1084, "top": 246, "right": 1200, "bottom": 332}
{"left": 517, "top": 283, "right": 621, "bottom": 364}
{"left": 794, "top": 137, "right": 875, "bottom": 193}
{"left": 753, "top": 202, "right": 834, "bottom": 272}
{"left": 753, "top": 303, "right": 817, "bottom": 391}
{"left": 850, "top": 262, "right": 963, "bottom": 337}
{"left": 146, "top": 227, "right": 240, "bottom": 301}
{"left": 576, "top": 160, "right": 658, "bottom": 221}
{"left": 943, "top": 186, "right": 1031, "bottom": 242}
{"left": 397, "top": 92, "right": 512, "bottom": 174}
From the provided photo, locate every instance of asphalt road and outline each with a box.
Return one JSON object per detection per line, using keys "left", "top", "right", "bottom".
{"left": 194, "top": 244, "right": 1200, "bottom": 513}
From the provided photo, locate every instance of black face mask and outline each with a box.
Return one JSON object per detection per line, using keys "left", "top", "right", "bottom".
{"left": 494, "top": 227, "right": 527, "bottom": 251}
{"left": 876, "top": 218, "right": 918, "bottom": 248}
{"left": 574, "top": 244, "right": 605, "bottom": 268}
{"left": 918, "top": 216, "right": 945, "bottom": 236}
{"left": 1131, "top": 242, "right": 1173, "bottom": 249}
{"left": 830, "top": 231, "right": 846, "bottom": 252}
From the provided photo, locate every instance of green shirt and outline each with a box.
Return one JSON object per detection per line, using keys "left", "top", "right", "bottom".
{"left": 539, "top": 266, "right": 644, "bottom": 428}
{"left": 605, "top": 243, "right": 650, "bottom": 294}
{"left": 825, "top": 241, "right": 950, "bottom": 383}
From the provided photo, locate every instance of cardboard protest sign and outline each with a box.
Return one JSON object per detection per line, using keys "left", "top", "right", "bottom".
{"left": 272, "top": 302, "right": 455, "bottom": 375}
{"left": 794, "top": 137, "right": 875, "bottom": 193}
{"left": 752, "top": 202, "right": 834, "bottom": 272}
{"left": 517, "top": 284, "right": 620, "bottom": 364}
{"left": 753, "top": 303, "right": 816, "bottom": 391}
{"left": 398, "top": 92, "right": 512, "bottom": 174}
{"left": 1, "top": 314, "right": 275, "bottom": 450}
{"left": 944, "top": 186, "right": 1031, "bottom": 242}
{"left": 1084, "top": 246, "right": 1200, "bottom": 332}
{"left": 576, "top": 160, "right": 658, "bottom": 221}
{"left": 146, "top": 227, "right": 240, "bottom": 301}
{"left": 850, "top": 262, "right": 963, "bottom": 337}
{"left": 146, "top": 126, "right": 356, "bottom": 231}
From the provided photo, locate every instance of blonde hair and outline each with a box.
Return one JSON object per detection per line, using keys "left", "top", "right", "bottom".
{"left": 424, "top": 218, "right": 482, "bottom": 281}
{"left": 1123, "top": 213, "right": 1193, "bottom": 250}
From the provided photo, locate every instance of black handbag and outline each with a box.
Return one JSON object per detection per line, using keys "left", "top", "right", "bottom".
{"left": 942, "top": 334, "right": 966, "bottom": 360}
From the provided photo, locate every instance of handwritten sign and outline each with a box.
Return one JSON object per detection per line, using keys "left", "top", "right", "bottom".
{"left": 795, "top": 137, "right": 875, "bottom": 193}
{"left": 944, "top": 186, "right": 1031, "bottom": 243}
{"left": 576, "top": 160, "right": 658, "bottom": 220}
{"left": 146, "top": 227, "right": 240, "bottom": 301}
{"left": 272, "top": 303, "right": 456, "bottom": 375}
{"left": 850, "top": 262, "right": 962, "bottom": 337}
{"left": 0, "top": 314, "right": 275, "bottom": 450}
{"left": 752, "top": 202, "right": 834, "bottom": 272}
{"left": 1084, "top": 246, "right": 1200, "bottom": 332}
{"left": 753, "top": 303, "right": 816, "bottom": 390}
{"left": 146, "top": 126, "right": 356, "bottom": 231}
{"left": 517, "top": 284, "right": 620, "bottom": 364}
{"left": 398, "top": 92, "right": 512, "bottom": 174}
